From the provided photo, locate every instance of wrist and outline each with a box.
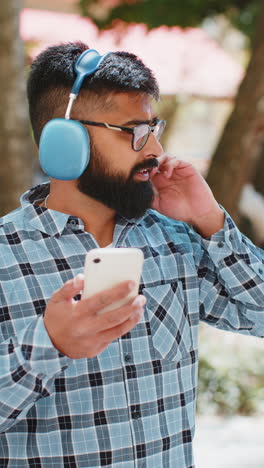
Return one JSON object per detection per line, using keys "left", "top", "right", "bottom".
{"left": 192, "top": 207, "right": 225, "bottom": 238}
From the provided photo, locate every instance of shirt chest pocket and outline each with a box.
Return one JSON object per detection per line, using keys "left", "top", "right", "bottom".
{"left": 143, "top": 282, "right": 193, "bottom": 362}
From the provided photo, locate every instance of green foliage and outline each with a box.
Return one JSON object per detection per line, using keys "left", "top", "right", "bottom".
{"left": 197, "top": 333, "right": 264, "bottom": 416}
{"left": 230, "top": 1, "right": 260, "bottom": 38}
{"left": 79, "top": 0, "right": 260, "bottom": 39}
{"left": 198, "top": 356, "right": 264, "bottom": 415}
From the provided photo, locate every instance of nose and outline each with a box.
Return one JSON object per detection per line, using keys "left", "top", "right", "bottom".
{"left": 143, "top": 131, "right": 163, "bottom": 159}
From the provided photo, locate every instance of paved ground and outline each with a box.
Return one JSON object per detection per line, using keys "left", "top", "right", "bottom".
{"left": 194, "top": 415, "right": 264, "bottom": 468}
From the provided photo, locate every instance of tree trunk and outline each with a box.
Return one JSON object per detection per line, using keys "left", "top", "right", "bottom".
{"left": 252, "top": 149, "right": 264, "bottom": 196}
{"left": 206, "top": 5, "right": 264, "bottom": 223}
{"left": 0, "top": 0, "right": 34, "bottom": 215}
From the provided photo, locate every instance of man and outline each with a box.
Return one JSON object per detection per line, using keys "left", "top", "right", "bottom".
{"left": 0, "top": 42, "right": 263, "bottom": 468}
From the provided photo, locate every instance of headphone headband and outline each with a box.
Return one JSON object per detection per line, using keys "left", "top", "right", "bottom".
{"left": 72, "top": 49, "right": 111, "bottom": 96}
{"left": 65, "top": 49, "right": 112, "bottom": 120}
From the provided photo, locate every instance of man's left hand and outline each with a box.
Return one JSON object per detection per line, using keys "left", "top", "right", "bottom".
{"left": 150, "top": 155, "right": 225, "bottom": 237}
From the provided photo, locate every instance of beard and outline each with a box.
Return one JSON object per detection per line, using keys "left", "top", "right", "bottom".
{"left": 77, "top": 141, "right": 158, "bottom": 219}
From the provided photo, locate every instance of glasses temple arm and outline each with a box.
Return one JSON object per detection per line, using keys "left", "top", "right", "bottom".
{"left": 103, "top": 123, "right": 122, "bottom": 132}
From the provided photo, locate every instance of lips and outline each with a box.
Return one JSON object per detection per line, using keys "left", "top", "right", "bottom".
{"left": 134, "top": 168, "right": 151, "bottom": 181}
{"left": 137, "top": 169, "right": 151, "bottom": 175}
{"left": 132, "top": 158, "right": 158, "bottom": 176}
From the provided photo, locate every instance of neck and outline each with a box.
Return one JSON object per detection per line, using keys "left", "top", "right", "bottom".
{"left": 47, "top": 180, "right": 116, "bottom": 247}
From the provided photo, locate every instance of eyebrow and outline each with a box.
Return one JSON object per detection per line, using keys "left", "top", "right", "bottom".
{"left": 121, "top": 116, "right": 158, "bottom": 126}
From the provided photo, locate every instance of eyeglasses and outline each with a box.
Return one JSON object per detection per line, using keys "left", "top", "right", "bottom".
{"left": 78, "top": 119, "right": 166, "bottom": 151}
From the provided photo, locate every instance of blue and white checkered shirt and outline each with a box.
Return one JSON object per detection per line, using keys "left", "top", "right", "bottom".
{"left": 0, "top": 183, "right": 263, "bottom": 468}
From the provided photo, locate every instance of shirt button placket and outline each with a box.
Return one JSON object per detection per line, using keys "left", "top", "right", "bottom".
{"left": 124, "top": 354, "right": 132, "bottom": 363}
{"left": 132, "top": 411, "right": 141, "bottom": 420}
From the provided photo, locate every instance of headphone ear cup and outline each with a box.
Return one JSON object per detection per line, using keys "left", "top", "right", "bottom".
{"left": 39, "top": 119, "right": 90, "bottom": 180}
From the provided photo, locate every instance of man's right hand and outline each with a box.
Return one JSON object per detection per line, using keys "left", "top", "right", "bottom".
{"left": 43, "top": 274, "right": 146, "bottom": 359}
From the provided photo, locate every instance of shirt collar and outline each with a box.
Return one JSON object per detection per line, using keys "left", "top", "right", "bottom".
{"left": 20, "top": 184, "right": 144, "bottom": 237}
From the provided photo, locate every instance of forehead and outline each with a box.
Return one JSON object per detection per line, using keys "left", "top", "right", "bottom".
{"left": 86, "top": 92, "right": 156, "bottom": 122}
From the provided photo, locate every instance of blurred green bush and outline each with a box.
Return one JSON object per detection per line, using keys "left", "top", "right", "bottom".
{"left": 197, "top": 327, "right": 264, "bottom": 416}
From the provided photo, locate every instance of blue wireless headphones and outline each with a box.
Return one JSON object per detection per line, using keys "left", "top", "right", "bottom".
{"left": 39, "top": 49, "right": 111, "bottom": 180}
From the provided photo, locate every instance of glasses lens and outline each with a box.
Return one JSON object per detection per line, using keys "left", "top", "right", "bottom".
{"left": 133, "top": 125, "right": 150, "bottom": 151}
{"left": 153, "top": 120, "right": 166, "bottom": 141}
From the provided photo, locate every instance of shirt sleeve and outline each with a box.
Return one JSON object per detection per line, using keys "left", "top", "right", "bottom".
{"left": 191, "top": 209, "right": 264, "bottom": 337}
{"left": 0, "top": 315, "right": 72, "bottom": 432}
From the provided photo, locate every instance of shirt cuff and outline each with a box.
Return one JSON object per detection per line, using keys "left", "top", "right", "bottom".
{"left": 16, "top": 315, "right": 72, "bottom": 377}
{"left": 196, "top": 208, "right": 251, "bottom": 263}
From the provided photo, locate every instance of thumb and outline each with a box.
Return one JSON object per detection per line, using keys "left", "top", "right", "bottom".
{"left": 151, "top": 184, "right": 161, "bottom": 212}
{"left": 151, "top": 197, "right": 160, "bottom": 213}
{"left": 50, "top": 274, "right": 84, "bottom": 304}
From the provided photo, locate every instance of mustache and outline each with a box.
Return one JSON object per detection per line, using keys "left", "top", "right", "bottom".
{"left": 130, "top": 158, "right": 159, "bottom": 177}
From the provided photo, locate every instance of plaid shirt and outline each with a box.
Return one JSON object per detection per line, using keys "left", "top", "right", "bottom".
{"left": 0, "top": 183, "right": 263, "bottom": 468}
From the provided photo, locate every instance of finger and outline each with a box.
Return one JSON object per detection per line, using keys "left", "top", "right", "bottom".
{"left": 156, "top": 154, "right": 171, "bottom": 169}
{"left": 50, "top": 274, "right": 84, "bottom": 304}
{"left": 157, "top": 152, "right": 172, "bottom": 162}
{"left": 159, "top": 158, "right": 180, "bottom": 177}
{"left": 154, "top": 154, "right": 178, "bottom": 177}
{"left": 150, "top": 167, "right": 159, "bottom": 178}
{"left": 164, "top": 161, "right": 178, "bottom": 178}
{"left": 97, "top": 301, "right": 145, "bottom": 342}
{"left": 80, "top": 280, "right": 136, "bottom": 315}
{"left": 159, "top": 156, "right": 180, "bottom": 169}
{"left": 94, "top": 294, "right": 146, "bottom": 332}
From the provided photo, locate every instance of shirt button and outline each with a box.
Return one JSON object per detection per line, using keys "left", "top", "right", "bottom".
{"left": 70, "top": 219, "right": 77, "bottom": 226}
{"left": 132, "top": 411, "right": 140, "bottom": 420}
{"left": 217, "top": 241, "right": 224, "bottom": 248}
{"left": 124, "top": 354, "right": 132, "bottom": 362}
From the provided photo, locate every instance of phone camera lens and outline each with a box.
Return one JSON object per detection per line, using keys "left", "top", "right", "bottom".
{"left": 93, "top": 258, "right": 101, "bottom": 263}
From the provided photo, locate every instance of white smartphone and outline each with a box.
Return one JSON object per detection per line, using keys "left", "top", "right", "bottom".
{"left": 82, "top": 248, "right": 144, "bottom": 315}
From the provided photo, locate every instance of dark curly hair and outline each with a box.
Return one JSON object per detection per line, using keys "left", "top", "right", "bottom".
{"left": 27, "top": 42, "right": 159, "bottom": 145}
